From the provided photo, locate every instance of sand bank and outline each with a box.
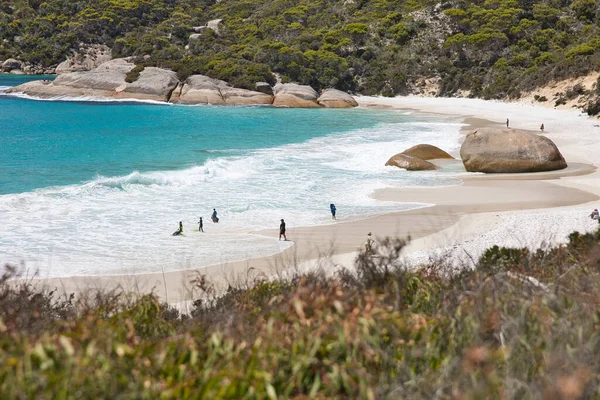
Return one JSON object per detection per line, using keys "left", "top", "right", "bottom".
{"left": 28, "top": 96, "right": 600, "bottom": 308}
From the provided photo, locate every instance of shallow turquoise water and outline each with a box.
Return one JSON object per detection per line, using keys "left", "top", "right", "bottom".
{"left": 0, "top": 78, "right": 403, "bottom": 194}
{"left": 0, "top": 75, "right": 463, "bottom": 277}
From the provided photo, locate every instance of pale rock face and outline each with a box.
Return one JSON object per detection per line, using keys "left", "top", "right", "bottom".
{"left": 221, "top": 87, "right": 273, "bottom": 105}
{"left": 173, "top": 75, "right": 228, "bottom": 104}
{"left": 53, "top": 59, "right": 134, "bottom": 91}
{"left": 55, "top": 45, "right": 112, "bottom": 75}
{"left": 6, "top": 58, "right": 177, "bottom": 102}
{"left": 4, "top": 80, "right": 107, "bottom": 98}
{"left": 173, "top": 75, "right": 273, "bottom": 105}
{"left": 2, "top": 58, "right": 22, "bottom": 72}
{"left": 273, "top": 83, "right": 319, "bottom": 108}
{"left": 317, "top": 89, "right": 358, "bottom": 108}
{"left": 460, "top": 127, "right": 567, "bottom": 173}
{"left": 123, "top": 67, "right": 179, "bottom": 101}
{"left": 385, "top": 153, "right": 439, "bottom": 171}
{"left": 401, "top": 144, "right": 454, "bottom": 160}
{"left": 207, "top": 19, "right": 223, "bottom": 35}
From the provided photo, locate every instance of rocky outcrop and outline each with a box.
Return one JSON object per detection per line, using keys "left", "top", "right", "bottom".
{"left": 53, "top": 58, "right": 133, "bottom": 91}
{"left": 402, "top": 144, "right": 454, "bottom": 160}
{"left": 171, "top": 75, "right": 227, "bottom": 104}
{"left": 207, "top": 19, "right": 223, "bottom": 35}
{"left": 6, "top": 59, "right": 178, "bottom": 102}
{"left": 317, "top": 89, "right": 358, "bottom": 108}
{"left": 385, "top": 153, "right": 439, "bottom": 171}
{"left": 55, "top": 45, "right": 112, "bottom": 74}
{"left": 255, "top": 82, "right": 274, "bottom": 96}
{"left": 221, "top": 87, "right": 273, "bottom": 105}
{"left": 2, "top": 58, "right": 22, "bottom": 72}
{"left": 121, "top": 67, "right": 179, "bottom": 101}
{"left": 4, "top": 57, "right": 358, "bottom": 108}
{"left": 171, "top": 75, "right": 273, "bottom": 105}
{"left": 460, "top": 127, "right": 567, "bottom": 173}
{"left": 190, "top": 19, "right": 223, "bottom": 37}
{"left": 273, "top": 83, "right": 320, "bottom": 107}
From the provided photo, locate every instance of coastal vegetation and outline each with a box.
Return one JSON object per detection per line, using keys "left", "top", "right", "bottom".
{"left": 2, "top": 0, "right": 600, "bottom": 100}
{"left": 2, "top": 228, "right": 600, "bottom": 397}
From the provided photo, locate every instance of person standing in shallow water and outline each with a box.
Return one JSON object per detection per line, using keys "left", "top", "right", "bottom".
{"left": 198, "top": 216, "right": 204, "bottom": 232}
{"left": 211, "top": 209, "right": 218, "bottom": 223}
{"left": 506, "top": 118, "right": 510, "bottom": 128}
{"left": 540, "top": 123, "right": 545, "bottom": 133}
{"left": 279, "top": 219, "right": 287, "bottom": 241}
{"left": 330, "top": 203, "right": 337, "bottom": 220}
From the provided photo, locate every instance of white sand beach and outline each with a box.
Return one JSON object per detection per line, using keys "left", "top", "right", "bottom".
{"left": 29, "top": 96, "right": 600, "bottom": 308}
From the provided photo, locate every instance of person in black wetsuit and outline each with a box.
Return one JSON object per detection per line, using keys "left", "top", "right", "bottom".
{"left": 198, "top": 217, "right": 204, "bottom": 232}
{"left": 279, "top": 219, "right": 287, "bottom": 241}
{"left": 173, "top": 221, "right": 184, "bottom": 236}
{"left": 330, "top": 203, "right": 337, "bottom": 220}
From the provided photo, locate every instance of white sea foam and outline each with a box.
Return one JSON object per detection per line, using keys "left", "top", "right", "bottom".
{"left": 0, "top": 116, "right": 465, "bottom": 277}
{"left": 1, "top": 90, "right": 172, "bottom": 105}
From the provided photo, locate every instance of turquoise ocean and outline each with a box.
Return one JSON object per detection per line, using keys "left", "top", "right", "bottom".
{"left": 0, "top": 75, "right": 463, "bottom": 277}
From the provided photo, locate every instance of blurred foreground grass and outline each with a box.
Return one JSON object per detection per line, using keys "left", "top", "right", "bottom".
{"left": 2, "top": 229, "right": 600, "bottom": 399}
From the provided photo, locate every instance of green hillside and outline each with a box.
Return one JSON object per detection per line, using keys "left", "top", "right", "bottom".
{"left": 1, "top": 0, "right": 600, "bottom": 99}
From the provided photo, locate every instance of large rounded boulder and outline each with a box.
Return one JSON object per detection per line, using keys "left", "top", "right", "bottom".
{"left": 460, "top": 127, "right": 567, "bottom": 173}
{"left": 2, "top": 58, "right": 22, "bottom": 72}
{"left": 121, "top": 67, "right": 179, "bottom": 101}
{"left": 52, "top": 58, "right": 134, "bottom": 91}
{"left": 402, "top": 144, "right": 454, "bottom": 160}
{"left": 317, "top": 89, "right": 358, "bottom": 108}
{"left": 385, "top": 154, "right": 439, "bottom": 171}
{"left": 273, "top": 83, "right": 319, "bottom": 108}
{"left": 171, "top": 75, "right": 228, "bottom": 105}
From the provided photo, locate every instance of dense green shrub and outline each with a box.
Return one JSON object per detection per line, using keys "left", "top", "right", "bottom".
{"left": 3, "top": 0, "right": 600, "bottom": 96}
{"left": 124, "top": 65, "right": 144, "bottom": 83}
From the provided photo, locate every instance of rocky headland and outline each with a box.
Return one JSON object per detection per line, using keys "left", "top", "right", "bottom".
{"left": 3, "top": 58, "right": 357, "bottom": 108}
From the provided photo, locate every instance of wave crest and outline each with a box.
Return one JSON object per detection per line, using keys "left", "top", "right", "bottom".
{"left": 88, "top": 158, "right": 255, "bottom": 190}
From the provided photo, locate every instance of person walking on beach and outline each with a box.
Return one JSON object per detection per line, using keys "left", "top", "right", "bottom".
{"left": 330, "top": 203, "right": 337, "bottom": 220}
{"left": 540, "top": 123, "right": 545, "bottom": 133}
{"left": 364, "top": 232, "right": 374, "bottom": 254}
{"left": 211, "top": 209, "right": 219, "bottom": 223}
{"left": 506, "top": 118, "right": 510, "bottom": 128}
{"left": 279, "top": 219, "right": 287, "bottom": 241}
{"left": 198, "top": 216, "right": 204, "bottom": 232}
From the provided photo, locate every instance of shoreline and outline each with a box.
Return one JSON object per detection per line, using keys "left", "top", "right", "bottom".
{"left": 21, "top": 96, "right": 600, "bottom": 307}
